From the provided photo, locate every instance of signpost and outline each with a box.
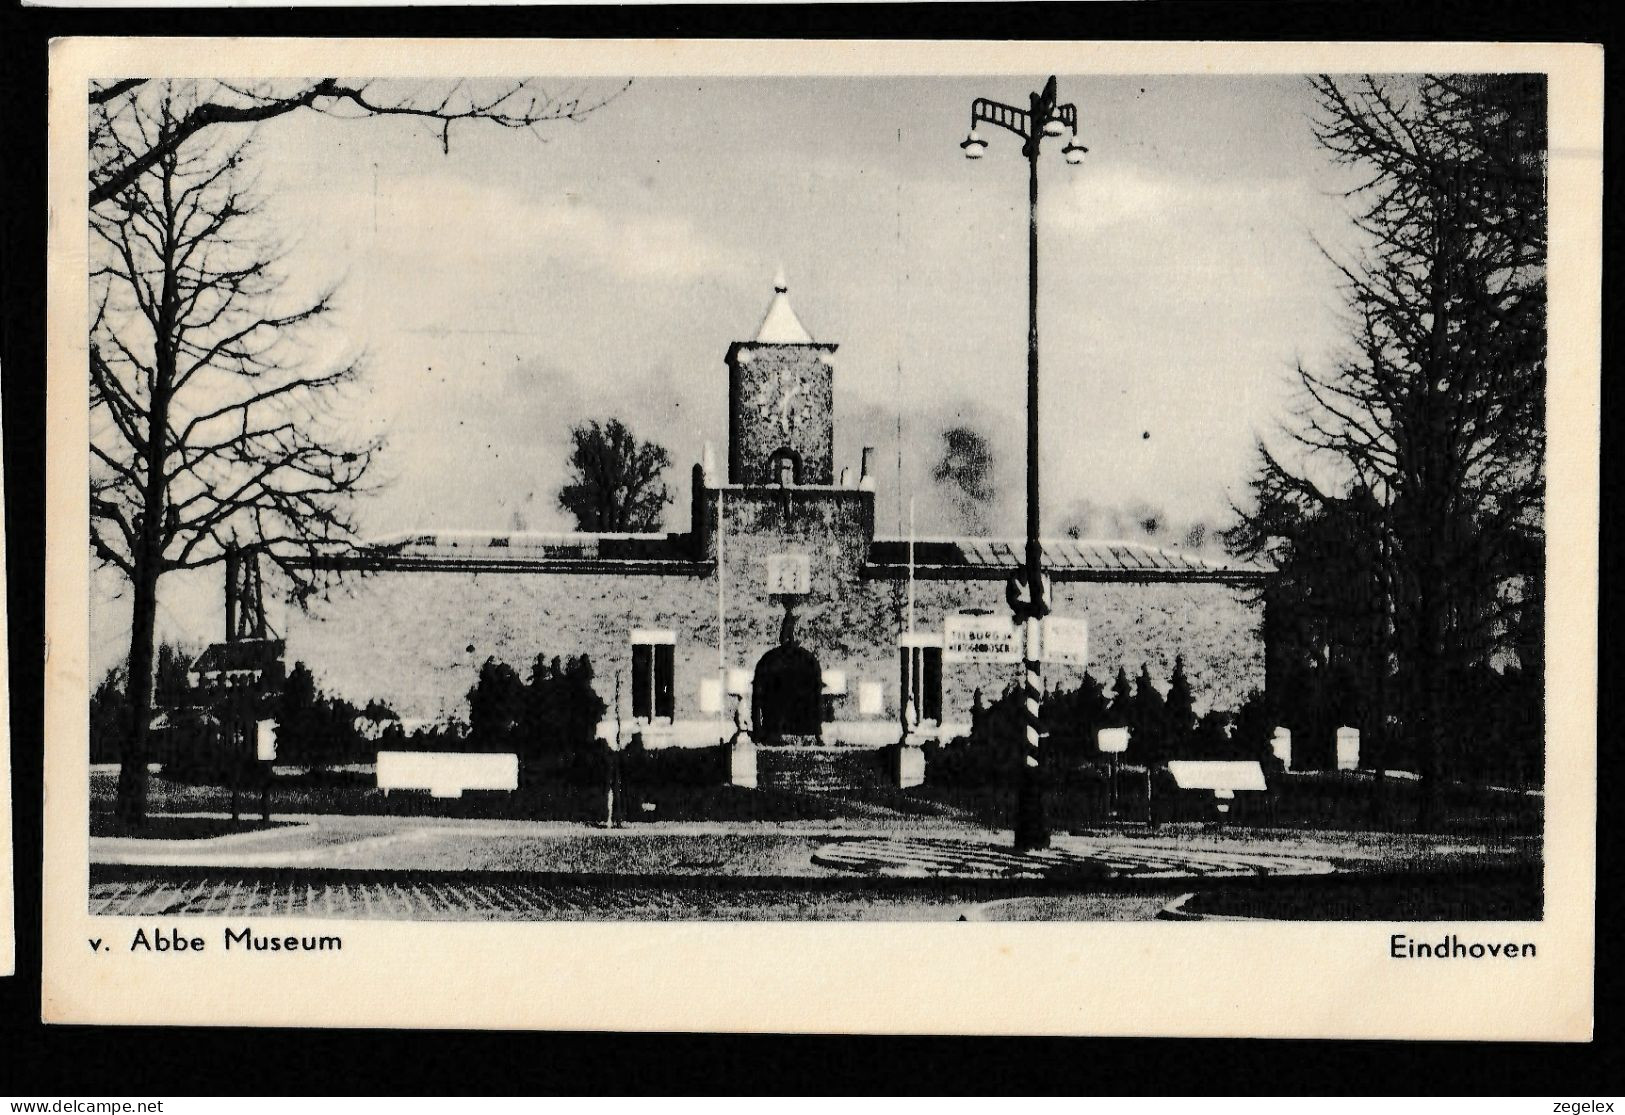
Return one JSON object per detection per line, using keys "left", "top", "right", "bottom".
{"left": 942, "top": 612, "right": 1087, "bottom": 665}
{"left": 944, "top": 613, "right": 1022, "bottom": 663}
{"left": 1098, "top": 726, "right": 1129, "bottom": 820}
{"left": 944, "top": 612, "right": 1087, "bottom": 666}
{"left": 1041, "top": 615, "right": 1088, "bottom": 665}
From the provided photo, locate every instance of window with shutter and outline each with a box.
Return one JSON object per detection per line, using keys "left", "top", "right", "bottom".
{"left": 922, "top": 646, "right": 943, "bottom": 723}
{"left": 631, "top": 643, "right": 652, "bottom": 719}
{"left": 898, "top": 642, "right": 944, "bottom": 725}
{"left": 630, "top": 631, "right": 677, "bottom": 722}
{"left": 654, "top": 643, "right": 675, "bottom": 719}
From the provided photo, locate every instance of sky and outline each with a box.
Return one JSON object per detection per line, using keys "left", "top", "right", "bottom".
{"left": 92, "top": 73, "right": 1367, "bottom": 672}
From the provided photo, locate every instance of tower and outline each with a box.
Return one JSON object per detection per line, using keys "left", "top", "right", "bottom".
{"left": 726, "top": 272, "right": 838, "bottom": 486}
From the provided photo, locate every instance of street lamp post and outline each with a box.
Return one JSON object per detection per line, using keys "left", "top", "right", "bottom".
{"left": 961, "top": 76, "right": 1087, "bottom": 851}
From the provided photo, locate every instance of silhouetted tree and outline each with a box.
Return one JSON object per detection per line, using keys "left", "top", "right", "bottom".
{"left": 361, "top": 700, "right": 398, "bottom": 723}
{"left": 1108, "top": 668, "right": 1134, "bottom": 725}
{"left": 468, "top": 658, "right": 525, "bottom": 747}
{"left": 1042, "top": 671, "right": 1111, "bottom": 769}
{"left": 515, "top": 653, "right": 607, "bottom": 782}
{"left": 274, "top": 662, "right": 358, "bottom": 766}
{"left": 557, "top": 419, "right": 673, "bottom": 531}
{"left": 1165, "top": 656, "right": 1196, "bottom": 741}
{"left": 152, "top": 643, "right": 197, "bottom": 708}
{"left": 90, "top": 667, "right": 131, "bottom": 764}
{"left": 1229, "top": 74, "right": 1547, "bottom": 822}
{"left": 1131, "top": 664, "right": 1169, "bottom": 763}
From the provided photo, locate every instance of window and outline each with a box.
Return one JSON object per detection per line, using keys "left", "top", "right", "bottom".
{"left": 630, "top": 630, "right": 675, "bottom": 720}
{"left": 898, "top": 643, "right": 943, "bottom": 724}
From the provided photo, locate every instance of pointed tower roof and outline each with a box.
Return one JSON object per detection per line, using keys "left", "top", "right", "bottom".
{"left": 754, "top": 268, "right": 814, "bottom": 344}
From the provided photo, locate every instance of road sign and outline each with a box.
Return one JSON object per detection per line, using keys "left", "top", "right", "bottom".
{"left": 944, "top": 613, "right": 1022, "bottom": 663}
{"left": 1097, "top": 727, "right": 1130, "bottom": 754}
{"left": 1005, "top": 570, "right": 1052, "bottom": 620}
{"left": 764, "top": 553, "right": 810, "bottom": 595}
{"left": 1041, "top": 615, "right": 1088, "bottom": 665}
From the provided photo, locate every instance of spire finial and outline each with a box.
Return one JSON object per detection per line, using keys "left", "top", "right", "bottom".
{"left": 754, "top": 268, "right": 813, "bottom": 343}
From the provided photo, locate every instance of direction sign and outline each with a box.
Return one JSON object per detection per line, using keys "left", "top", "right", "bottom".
{"left": 1006, "top": 570, "right": 1052, "bottom": 620}
{"left": 944, "top": 614, "right": 1021, "bottom": 663}
{"left": 764, "top": 553, "right": 811, "bottom": 595}
{"left": 1041, "top": 615, "right": 1088, "bottom": 665}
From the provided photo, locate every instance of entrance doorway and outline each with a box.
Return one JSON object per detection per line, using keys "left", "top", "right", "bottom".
{"left": 752, "top": 643, "right": 822, "bottom": 741}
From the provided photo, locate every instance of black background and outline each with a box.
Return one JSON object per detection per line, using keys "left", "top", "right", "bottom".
{"left": 1, "top": 0, "right": 1617, "bottom": 1095}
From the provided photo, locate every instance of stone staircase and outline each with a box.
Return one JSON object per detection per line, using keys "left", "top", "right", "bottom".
{"left": 756, "top": 745, "right": 888, "bottom": 797}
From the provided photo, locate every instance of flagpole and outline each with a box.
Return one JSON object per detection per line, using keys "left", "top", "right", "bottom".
{"left": 717, "top": 487, "right": 727, "bottom": 707}
{"left": 905, "top": 496, "right": 916, "bottom": 731}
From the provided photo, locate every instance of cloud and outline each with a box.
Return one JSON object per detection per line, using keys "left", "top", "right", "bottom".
{"left": 1050, "top": 164, "right": 1188, "bottom": 235}
{"left": 931, "top": 425, "right": 998, "bottom": 535}
{"left": 374, "top": 173, "right": 731, "bottom": 282}
{"left": 1049, "top": 163, "right": 1311, "bottom": 240}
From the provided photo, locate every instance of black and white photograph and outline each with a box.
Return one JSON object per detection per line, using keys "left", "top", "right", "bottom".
{"left": 79, "top": 63, "right": 1552, "bottom": 920}
{"left": 41, "top": 37, "right": 1599, "bottom": 1038}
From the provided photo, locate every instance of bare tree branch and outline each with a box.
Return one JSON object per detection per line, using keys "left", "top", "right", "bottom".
{"left": 90, "top": 77, "right": 630, "bottom": 208}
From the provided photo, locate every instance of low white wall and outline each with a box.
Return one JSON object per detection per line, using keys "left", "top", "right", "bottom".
{"left": 376, "top": 751, "right": 519, "bottom": 798}
{"left": 1166, "top": 760, "right": 1268, "bottom": 792}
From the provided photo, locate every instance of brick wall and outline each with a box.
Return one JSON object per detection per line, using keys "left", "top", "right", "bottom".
{"left": 286, "top": 507, "right": 1264, "bottom": 729}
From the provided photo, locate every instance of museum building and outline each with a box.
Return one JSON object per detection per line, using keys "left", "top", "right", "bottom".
{"left": 286, "top": 280, "right": 1271, "bottom": 747}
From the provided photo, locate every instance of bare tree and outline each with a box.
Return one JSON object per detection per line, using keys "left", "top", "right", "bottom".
{"left": 91, "top": 85, "right": 389, "bottom": 823}
{"left": 90, "top": 77, "right": 628, "bottom": 210}
{"left": 1228, "top": 74, "right": 1546, "bottom": 822}
{"left": 90, "top": 77, "right": 627, "bottom": 824}
{"left": 557, "top": 419, "right": 672, "bottom": 532}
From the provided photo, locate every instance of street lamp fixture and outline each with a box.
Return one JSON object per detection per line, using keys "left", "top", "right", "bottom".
{"left": 960, "top": 75, "right": 1085, "bottom": 853}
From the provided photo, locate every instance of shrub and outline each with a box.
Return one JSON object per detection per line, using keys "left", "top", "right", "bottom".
{"left": 926, "top": 661, "right": 1284, "bottom": 787}
{"left": 621, "top": 739, "right": 727, "bottom": 788}
{"left": 274, "top": 662, "right": 369, "bottom": 766}
{"left": 468, "top": 658, "right": 525, "bottom": 747}
{"left": 89, "top": 666, "right": 130, "bottom": 763}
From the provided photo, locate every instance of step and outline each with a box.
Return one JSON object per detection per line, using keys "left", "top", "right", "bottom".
{"left": 756, "top": 747, "right": 890, "bottom": 795}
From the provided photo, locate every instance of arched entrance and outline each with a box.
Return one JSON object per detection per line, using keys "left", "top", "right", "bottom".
{"left": 753, "top": 597, "right": 821, "bottom": 743}
{"left": 752, "top": 643, "right": 822, "bottom": 741}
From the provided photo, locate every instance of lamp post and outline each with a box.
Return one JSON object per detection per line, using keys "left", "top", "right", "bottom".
{"left": 961, "top": 76, "right": 1087, "bottom": 851}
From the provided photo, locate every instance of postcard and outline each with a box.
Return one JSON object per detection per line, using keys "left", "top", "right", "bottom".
{"left": 1, "top": 404, "right": 12, "bottom": 978}
{"left": 44, "top": 37, "right": 1598, "bottom": 1037}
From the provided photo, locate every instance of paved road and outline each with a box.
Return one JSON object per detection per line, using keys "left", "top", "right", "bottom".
{"left": 94, "top": 812, "right": 1403, "bottom": 878}
{"left": 87, "top": 811, "right": 1535, "bottom": 921}
{"left": 810, "top": 834, "right": 1334, "bottom": 879}
{"left": 87, "top": 870, "right": 1178, "bottom": 921}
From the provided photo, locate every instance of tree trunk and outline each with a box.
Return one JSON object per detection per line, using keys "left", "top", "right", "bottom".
{"left": 1413, "top": 546, "right": 1450, "bottom": 831}
{"left": 115, "top": 150, "right": 181, "bottom": 826}
{"left": 115, "top": 561, "right": 159, "bottom": 825}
